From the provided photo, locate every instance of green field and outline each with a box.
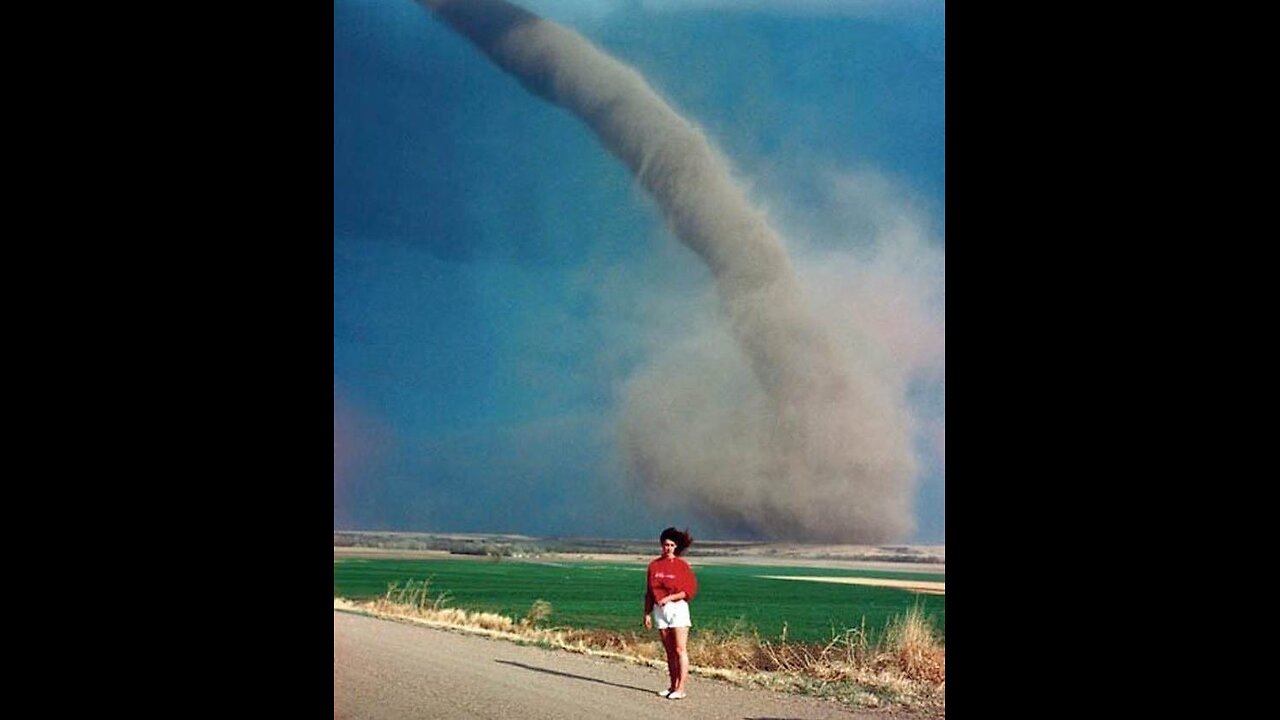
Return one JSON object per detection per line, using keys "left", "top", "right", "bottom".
{"left": 334, "top": 556, "right": 944, "bottom": 644}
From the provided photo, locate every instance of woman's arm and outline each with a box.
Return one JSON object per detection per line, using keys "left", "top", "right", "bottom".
{"left": 682, "top": 562, "right": 698, "bottom": 601}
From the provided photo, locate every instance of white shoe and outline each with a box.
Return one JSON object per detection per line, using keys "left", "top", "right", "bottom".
{"left": 667, "top": 691, "right": 687, "bottom": 700}
{"left": 657, "top": 689, "right": 672, "bottom": 697}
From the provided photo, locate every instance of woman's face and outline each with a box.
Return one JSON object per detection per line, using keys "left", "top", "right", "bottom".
{"left": 661, "top": 539, "right": 677, "bottom": 558}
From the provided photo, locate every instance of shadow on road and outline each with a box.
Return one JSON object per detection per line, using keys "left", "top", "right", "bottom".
{"left": 494, "top": 659, "right": 656, "bottom": 695}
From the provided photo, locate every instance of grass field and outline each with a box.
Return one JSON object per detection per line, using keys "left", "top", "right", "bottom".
{"left": 334, "top": 556, "right": 944, "bottom": 644}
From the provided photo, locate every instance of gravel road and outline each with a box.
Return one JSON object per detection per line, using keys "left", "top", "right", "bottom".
{"left": 334, "top": 611, "right": 895, "bottom": 719}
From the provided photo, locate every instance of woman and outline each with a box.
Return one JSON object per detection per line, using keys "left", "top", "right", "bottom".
{"left": 644, "top": 527, "right": 698, "bottom": 700}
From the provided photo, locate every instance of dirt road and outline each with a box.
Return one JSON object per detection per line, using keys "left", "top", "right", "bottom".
{"left": 334, "top": 611, "right": 894, "bottom": 719}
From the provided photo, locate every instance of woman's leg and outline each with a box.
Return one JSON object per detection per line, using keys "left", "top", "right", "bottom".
{"left": 672, "top": 626, "right": 689, "bottom": 692}
{"left": 659, "top": 628, "right": 677, "bottom": 690}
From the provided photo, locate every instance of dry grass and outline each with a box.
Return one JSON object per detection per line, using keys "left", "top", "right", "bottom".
{"left": 336, "top": 583, "right": 945, "bottom": 715}
{"left": 522, "top": 598, "right": 553, "bottom": 628}
{"left": 882, "top": 604, "right": 946, "bottom": 684}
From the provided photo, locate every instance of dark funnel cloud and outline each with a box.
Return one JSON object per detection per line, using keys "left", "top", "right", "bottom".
{"left": 416, "top": 0, "right": 917, "bottom": 542}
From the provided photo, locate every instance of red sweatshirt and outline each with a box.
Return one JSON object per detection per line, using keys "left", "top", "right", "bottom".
{"left": 644, "top": 556, "right": 698, "bottom": 613}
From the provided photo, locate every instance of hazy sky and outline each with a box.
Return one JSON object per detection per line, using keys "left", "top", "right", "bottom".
{"left": 334, "top": 0, "right": 945, "bottom": 542}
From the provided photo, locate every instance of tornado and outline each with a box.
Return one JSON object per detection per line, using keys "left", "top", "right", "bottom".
{"left": 416, "top": 0, "right": 917, "bottom": 542}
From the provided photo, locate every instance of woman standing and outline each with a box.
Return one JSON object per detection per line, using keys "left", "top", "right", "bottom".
{"left": 644, "top": 527, "right": 698, "bottom": 699}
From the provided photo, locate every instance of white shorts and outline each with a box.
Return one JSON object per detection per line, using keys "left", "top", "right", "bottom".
{"left": 652, "top": 600, "right": 692, "bottom": 629}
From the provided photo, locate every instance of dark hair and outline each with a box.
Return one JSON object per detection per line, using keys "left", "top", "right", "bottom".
{"left": 660, "top": 527, "right": 694, "bottom": 556}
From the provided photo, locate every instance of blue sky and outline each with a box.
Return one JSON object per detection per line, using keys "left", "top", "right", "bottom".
{"left": 334, "top": 0, "right": 945, "bottom": 542}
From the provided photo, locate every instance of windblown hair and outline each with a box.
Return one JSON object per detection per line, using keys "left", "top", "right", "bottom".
{"left": 660, "top": 526, "right": 694, "bottom": 556}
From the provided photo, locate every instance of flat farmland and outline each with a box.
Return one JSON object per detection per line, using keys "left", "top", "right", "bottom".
{"left": 334, "top": 554, "right": 944, "bottom": 644}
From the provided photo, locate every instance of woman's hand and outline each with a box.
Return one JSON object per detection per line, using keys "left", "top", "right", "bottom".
{"left": 643, "top": 614, "right": 652, "bottom": 629}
